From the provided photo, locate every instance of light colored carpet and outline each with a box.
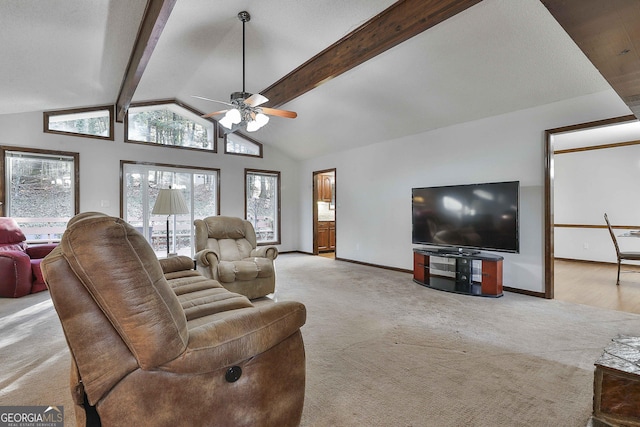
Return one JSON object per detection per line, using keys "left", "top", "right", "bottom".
{"left": 3, "top": 253, "right": 640, "bottom": 426}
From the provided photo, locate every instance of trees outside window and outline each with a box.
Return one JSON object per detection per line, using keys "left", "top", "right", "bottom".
{"left": 122, "top": 162, "right": 219, "bottom": 257}
{"left": 1, "top": 147, "right": 79, "bottom": 241}
{"left": 44, "top": 105, "right": 114, "bottom": 140}
{"left": 125, "top": 100, "right": 216, "bottom": 152}
{"left": 245, "top": 169, "right": 280, "bottom": 245}
{"left": 225, "top": 133, "right": 262, "bottom": 157}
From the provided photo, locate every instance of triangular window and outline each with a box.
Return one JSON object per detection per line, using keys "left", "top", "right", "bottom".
{"left": 44, "top": 105, "right": 114, "bottom": 140}
{"left": 225, "top": 133, "right": 263, "bottom": 157}
{"left": 125, "top": 100, "right": 216, "bottom": 152}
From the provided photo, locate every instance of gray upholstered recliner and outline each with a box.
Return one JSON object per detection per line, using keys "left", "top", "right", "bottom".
{"left": 194, "top": 216, "right": 278, "bottom": 300}
{"left": 42, "top": 212, "right": 306, "bottom": 427}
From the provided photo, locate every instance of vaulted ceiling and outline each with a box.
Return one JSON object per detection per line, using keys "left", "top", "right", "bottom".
{"left": 0, "top": 0, "right": 634, "bottom": 160}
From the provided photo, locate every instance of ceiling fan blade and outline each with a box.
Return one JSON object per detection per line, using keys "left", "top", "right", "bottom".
{"left": 201, "top": 109, "right": 229, "bottom": 118}
{"left": 244, "top": 93, "right": 269, "bottom": 107}
{"left": 192, "top": 95, "right": 234, "bottom": 107}
{"left": 261, "top": 107, "right": 297, "bottom": 119}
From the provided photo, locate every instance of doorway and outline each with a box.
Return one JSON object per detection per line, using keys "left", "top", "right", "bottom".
{"left": 313, "top": 169, "right": 336, "bottom": 257}
{"left": 544, "top": 114, "right": 638, "bottom": 300}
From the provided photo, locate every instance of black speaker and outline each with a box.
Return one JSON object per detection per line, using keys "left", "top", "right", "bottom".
{"left": 456, "top": 258, "right": 473, "bottom": 284}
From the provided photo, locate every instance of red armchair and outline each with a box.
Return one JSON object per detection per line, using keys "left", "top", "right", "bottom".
{"left": 0, "top": 217, "right": 58, "bottom": 297}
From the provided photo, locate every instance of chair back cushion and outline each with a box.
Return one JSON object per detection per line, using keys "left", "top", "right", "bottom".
{"left": 202, "top": 216, "right": 247, "bottom": 239}
{"left": 218, "top": 239, "right": 253, "bottom": 261}
{"left": 43, "top": 246, "right": 139, "bottom": 404}
{"left": 195, "top": 216, "right": 257, "bottom": 261}
{"left": 57, "top": 212, "right": 188, "bottom": 369}
{"left": 0, "top": 217, "right": 27, "bottom": 251}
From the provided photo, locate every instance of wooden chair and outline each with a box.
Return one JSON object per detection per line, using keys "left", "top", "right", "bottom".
{"left": 604, "top": 213, "right": 640, "bottom": 285}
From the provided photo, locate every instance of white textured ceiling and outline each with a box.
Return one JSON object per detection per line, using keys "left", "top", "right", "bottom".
{"left": 0, "top": 0, "right": 617, "bottom": 159}
{"left": 0, "top": 0, "right": 147, "bottom": 114}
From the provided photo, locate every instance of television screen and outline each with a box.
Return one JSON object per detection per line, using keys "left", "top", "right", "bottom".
{"left": 412, "top": 181, "right": 519, "bottom": 253}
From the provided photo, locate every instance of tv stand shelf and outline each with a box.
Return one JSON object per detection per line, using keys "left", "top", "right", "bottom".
{"left": 413, "top": 249, "right": 503, "bottom": 297}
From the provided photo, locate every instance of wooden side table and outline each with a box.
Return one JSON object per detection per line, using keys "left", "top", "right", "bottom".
{"left": 592, "top": 335, "right": 640, "bottom": 426}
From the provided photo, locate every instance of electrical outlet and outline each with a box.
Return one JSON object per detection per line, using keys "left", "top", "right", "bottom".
{"left": 583, "top": 243, "right": 589, "bottom": 250}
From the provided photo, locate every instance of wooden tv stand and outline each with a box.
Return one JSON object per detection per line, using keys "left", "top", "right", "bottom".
{"left": 413, "top": 248, "right": 503, "bottom": 297}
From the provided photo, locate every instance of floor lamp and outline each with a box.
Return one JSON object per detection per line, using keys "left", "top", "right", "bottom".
{"left": 152, "top": 187, "right": 189, "bottom": 257}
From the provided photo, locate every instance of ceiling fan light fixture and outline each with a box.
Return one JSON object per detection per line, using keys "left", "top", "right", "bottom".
{"left": 246, "top": 120, "right": 259, "bottom": 132}
{"left": 220, "top": 108, "right": 242, "bottom": 129}
{"left": 256, "top": 112, "right": 269, "bottom": 126}
{"left": 219, "top": 116, "right": 232, "bottom": 129}
{"left": 246, "top": 112, "right": 269, "bottom": 132}
{"left": 228, "top": 108, "right": 242, "bottom": 124}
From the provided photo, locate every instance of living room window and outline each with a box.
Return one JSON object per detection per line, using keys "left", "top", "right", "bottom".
{"left": 1, "top": 147, "right": 79, "bottom": 242}
{"left": 245, "top": 169, "right": 280, "bottom": 245}
{"left": 225, "top": 133, "right": 263, "bottom": 157}
{"left": 125, "top": 100, "right": 216, "bottom": 152}
{"left": 121, "top": 162, "right": 219, "bottom": 258}
{"left": 44, "top": 105, "right": 114, "bottom": 140}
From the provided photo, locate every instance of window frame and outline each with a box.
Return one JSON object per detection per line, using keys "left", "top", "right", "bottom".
{"left": 124, "top": 99, "right": 218, "bottom": 153}
{"left": 0, "top": 146, "right": 80, "bottom": 231}
{"left": 224, "top": 132, "right": 263, "bottom": 158}
{"left": 43, "top": 104, "right": 115, "bottom": 141}
{"left": 245, "top": 168, "right": 281, "bottom": 246}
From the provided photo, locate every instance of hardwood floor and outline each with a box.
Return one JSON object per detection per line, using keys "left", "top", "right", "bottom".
{"left": 554, "top": 259, "right": 640, "bottom": 315}
{"left": 318, "top": 251, "right": 335, "bottom": 259}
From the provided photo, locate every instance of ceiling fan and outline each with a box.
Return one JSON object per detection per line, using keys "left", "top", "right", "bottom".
{"left": 194, "top": 11, "right": 297, "bottom": 134}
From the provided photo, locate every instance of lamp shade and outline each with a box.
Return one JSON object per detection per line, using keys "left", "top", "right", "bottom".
{"left": 152, "top": 188, "right": 189, "bottom": 215}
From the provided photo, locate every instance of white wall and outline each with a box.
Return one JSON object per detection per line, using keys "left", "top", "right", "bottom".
{"left": 0, "top": 110, "right": 301, "bottom": 252}
{"left": 298, "top": 89, "right": 632, "bottom": 293}
{"left": 1, "top": 89, "right": 633, "bottom": 292}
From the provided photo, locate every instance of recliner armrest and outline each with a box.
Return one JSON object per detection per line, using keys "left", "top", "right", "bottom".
{"left": 162, "top": 300, "right": 306, "bottom": 374}
{"left": 251, "top": 245, "right": 278, "bottom": 260}
{"left": 159, "top": 255, "right": 195, "bottom": 274}
{"left": 194, "top": 249, "right": 220, "bottom": 267}
{"left": 26, "top": 243, "right": 58, "bottom": 259}
{"left": 0, "top": 251, "right": 33, "bottom": 297}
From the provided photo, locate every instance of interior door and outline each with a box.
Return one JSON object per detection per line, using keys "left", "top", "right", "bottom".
{"left": 312, "top": 168, "right": 336, "bottom": 255}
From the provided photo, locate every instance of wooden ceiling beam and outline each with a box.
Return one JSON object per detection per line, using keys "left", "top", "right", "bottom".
{"left": 115, "top": 0, "right": 177, "bottom": 122}
{"left": 541, "top": 0, "right": 640, "bottom": 119}
{"left": 260, "top": 0, "right": 483, "bottom": 108}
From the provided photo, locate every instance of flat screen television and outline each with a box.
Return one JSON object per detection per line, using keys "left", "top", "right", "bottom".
{"left": 412, "top": 181, "right": 519, "bottom": 253}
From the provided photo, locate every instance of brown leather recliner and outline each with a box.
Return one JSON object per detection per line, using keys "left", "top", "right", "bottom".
{"left": 42, "top": 212, "right": 306, "bottom": 427}
{"left": 194, "top": 216, "right": 278, "bottom": 300}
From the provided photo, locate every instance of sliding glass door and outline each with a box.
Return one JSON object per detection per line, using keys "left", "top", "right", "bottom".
{"left": 122, "top": 162, "right": 219, "bottom": 257}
